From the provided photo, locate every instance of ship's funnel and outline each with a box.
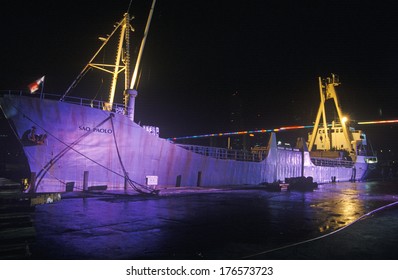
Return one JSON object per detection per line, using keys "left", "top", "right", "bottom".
{"left": 126, "top": 89, "right": 138, "bottom": 122}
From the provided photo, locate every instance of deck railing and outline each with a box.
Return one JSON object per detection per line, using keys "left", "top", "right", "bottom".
{"left": 0, "top": 90, "right": 126, "bottom": 114}
{"left": 311, "top": 157, "right": 354, "bottom": 168}
{"left": 177, "top": 144, "right": 267, "bottom": 162}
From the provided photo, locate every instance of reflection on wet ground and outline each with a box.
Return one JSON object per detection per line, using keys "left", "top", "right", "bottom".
{"left": 30, "top": 180, "right": 398, "bottom": 259}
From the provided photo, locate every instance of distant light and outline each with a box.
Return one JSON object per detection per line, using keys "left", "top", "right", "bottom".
{"left": 358, "top": 119, "right": 398, "bottom": 125}
{"left": 342, "top": 116, "right": 348, "bottom": 124}
{"left": 279, "top": 125, "right": 305, "bottom": 130}
{"left": 365, "top": 157, "right": 378, "bottom": 164}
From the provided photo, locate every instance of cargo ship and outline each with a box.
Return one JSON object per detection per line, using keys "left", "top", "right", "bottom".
{"left": 0, "top": 3, "right": 377, "bottom": 193}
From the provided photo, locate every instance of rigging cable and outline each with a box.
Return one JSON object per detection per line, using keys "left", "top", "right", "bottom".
{"left": 242, "top": 199, "right": 398, "bottom": 259}
{"left": 2, "top": 100, "right": 80, "bottom": 189}
{"left": 7, "top": 99, "right": 123, "bottom": 190}
{"left": 23, "top": 115, "right": 113, "bottom": 190}
{"left": 25, "top": 110, "right": 158, "bottom": 194}
{"left": 109, "top": 114, "right": 158, "bottom": 195}
{"left": 20, "top": 104, "right": 157, "bottom": 195}
{"left": 127, "top": 0, "right": 133, "bottom": 14}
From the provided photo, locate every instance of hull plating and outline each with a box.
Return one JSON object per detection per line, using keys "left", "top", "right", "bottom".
{"left": 1, "top": 95, "right": 368, "bottom": 192}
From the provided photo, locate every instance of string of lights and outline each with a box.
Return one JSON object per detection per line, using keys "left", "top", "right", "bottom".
{"left": 357, "top": 119, "right": 398, "bottom": 125}
{"left": 168, "top": 119, "right": 398, "bottom": 141}
{"left": 168, "top": 125, "right": 314, "bottom": 141}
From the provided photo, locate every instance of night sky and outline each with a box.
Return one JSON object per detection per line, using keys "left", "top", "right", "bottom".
{"left": 1, "top": 0, "right": 398, "bottom": 154}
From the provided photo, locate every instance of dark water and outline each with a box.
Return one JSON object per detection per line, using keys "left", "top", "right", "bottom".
{"left": 29, "top": 180, "right": 398, "bottom": 260}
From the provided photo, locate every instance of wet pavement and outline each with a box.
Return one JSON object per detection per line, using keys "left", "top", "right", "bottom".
{"left": 28, "top": 180, "right": 398, "bottom": 260}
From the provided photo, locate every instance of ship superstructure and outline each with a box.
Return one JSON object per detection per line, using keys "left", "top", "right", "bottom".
{"left": 308, "top": 74, "right": 377, "bottom": 165}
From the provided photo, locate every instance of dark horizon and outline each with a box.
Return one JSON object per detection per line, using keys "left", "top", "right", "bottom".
{"left": 1, "top": 0, "right": 398, "bottom": 153}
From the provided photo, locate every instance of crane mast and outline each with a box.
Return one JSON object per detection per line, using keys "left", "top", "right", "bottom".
{"left": 308, "top": 74, "right": 353, "bottom": 156}
{"left": 60, "top": 0, "right": 157, "bottom": 123}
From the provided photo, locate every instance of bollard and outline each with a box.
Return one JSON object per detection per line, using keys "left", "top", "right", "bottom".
{"left": 29, "top": 172, "right": 36, "bottom": 193}
{"left": 176, "top": 175, "right": 181, "bottom": 187}
{"left": 65, "top": 182, "right": 75, "bottom": 192}
{"left": 124, "top": 172, "right": 129, "bottom": 192}
{"left": 83, "top": 171, "right": 89, "bottom": 191}
{"left": 197, "top": 171, "right": 202, "bottom": 187}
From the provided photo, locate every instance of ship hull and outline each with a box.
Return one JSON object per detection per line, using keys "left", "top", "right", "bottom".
{"left": 1, "top": 95, "right": 369, "bottom": 192}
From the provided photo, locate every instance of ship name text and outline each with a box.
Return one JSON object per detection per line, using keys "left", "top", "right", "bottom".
{"left": 79, "top": 126, "right": 113, "bottom": 134}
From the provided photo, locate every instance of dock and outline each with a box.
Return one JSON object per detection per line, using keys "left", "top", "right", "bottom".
{"left": 0, "top": 178, "right": 61, "bottom": 259}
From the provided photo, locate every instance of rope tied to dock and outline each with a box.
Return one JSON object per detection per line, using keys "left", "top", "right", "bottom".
{"left": 109, "top": 114, "right": 158, "bottom": 195}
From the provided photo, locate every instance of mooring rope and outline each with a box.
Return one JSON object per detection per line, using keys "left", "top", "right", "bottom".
{"left": 8, "top": 97, "right": 158, "bottom": 195}
{"left": 109, "top": 115, "right": 158, "bottom": 195}
{"left": 32, "top": 115, "right": 113, "bottom": 190}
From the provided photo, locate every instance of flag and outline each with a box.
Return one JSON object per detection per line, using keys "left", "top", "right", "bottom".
{"left": 28, "top": 76, "right": 45, "bottom": 94}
